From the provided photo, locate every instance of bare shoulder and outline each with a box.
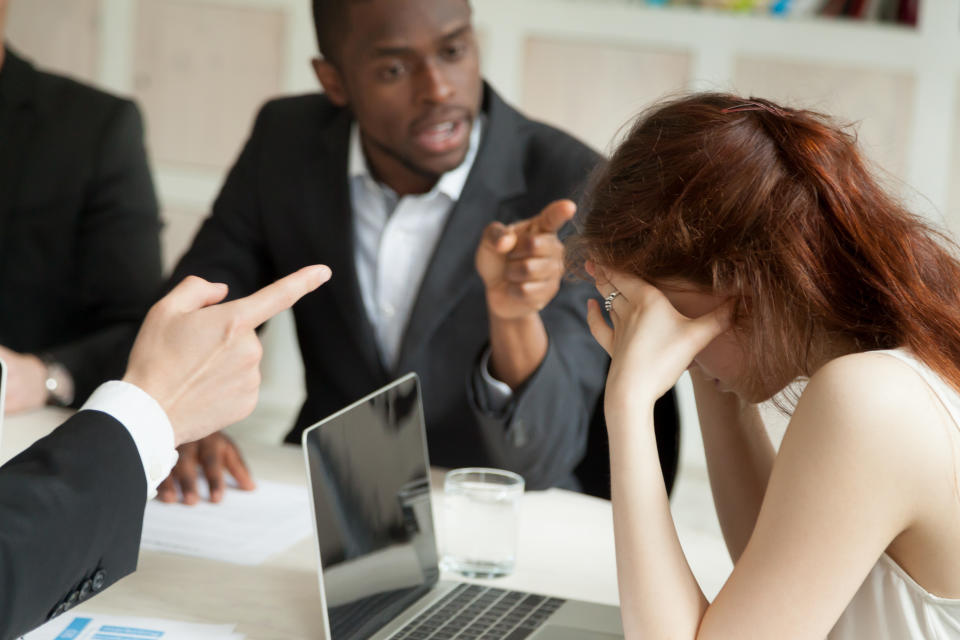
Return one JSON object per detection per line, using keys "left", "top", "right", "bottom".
{"left": 787, "top": 350, "right": 956, "bottom": 486}
{"left": 804, "top": 351, "right": 944, "bottom": 419}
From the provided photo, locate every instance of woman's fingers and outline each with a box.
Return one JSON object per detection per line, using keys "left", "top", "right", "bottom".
{"left": 604, "top": 269, "right": 654, "bottom": 304}
{"left": 590, "top": 264, "right": 628, "bottom": 319}
{"left": 586, "top": 299, "right": 614, "bottom": 356}
{"left": 594, "top": 267, "right": 656, "bottom": 321}
{"left": 688, "top": 299, "right": 734, "bottom": 350}
{"left": 589, "top": 261, "right": 730, "bottom": 354}
{"left": 589, "top": 262, "right": 618, "bottom": 296}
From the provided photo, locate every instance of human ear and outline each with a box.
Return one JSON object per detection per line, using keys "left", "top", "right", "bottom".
{"left": 311, "top": 58, "right": 348, "bottom": 107}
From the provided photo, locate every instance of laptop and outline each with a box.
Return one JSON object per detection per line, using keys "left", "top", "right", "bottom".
{"left": 302, "top": 373, "right": 625, "bottom": 640}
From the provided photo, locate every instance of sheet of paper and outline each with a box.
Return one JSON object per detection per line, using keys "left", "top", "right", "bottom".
{"left": 22, "top": 613, "right": 243, "bottom": 640}
{"left": 140, "top": 479, "right": 313, "bottom": 565}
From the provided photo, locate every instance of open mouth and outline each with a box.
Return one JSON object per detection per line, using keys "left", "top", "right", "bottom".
{"left": 412, "top": 118, "right": 469, "bottom": 155}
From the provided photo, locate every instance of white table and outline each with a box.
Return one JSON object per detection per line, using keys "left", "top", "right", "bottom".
{"left": 1, "top": 409, "right": 620, "bottom": 639}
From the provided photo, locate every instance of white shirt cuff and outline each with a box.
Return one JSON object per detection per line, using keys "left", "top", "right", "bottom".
{"left": 81, "top": 381, "right": 179, "bottom": 501}
{"left": 477, "top": 348, "right": 514, "bottom": 413}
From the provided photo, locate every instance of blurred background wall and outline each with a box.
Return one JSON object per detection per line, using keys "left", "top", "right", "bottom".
{"left": 6, "top": 0, "right": 960, "bottom": 471}
{"left": 8, "top": 0, "right": 959, "bottom": 598}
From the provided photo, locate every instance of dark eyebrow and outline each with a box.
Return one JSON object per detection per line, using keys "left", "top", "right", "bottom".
{"left": 372, "top": 45, "right": 415, "bottom": 58}
{"left": 371, "top": 24, "right": 472, "bottom": 58}
{"left": 439, "top": 25, "right": 472, "bottom": 43}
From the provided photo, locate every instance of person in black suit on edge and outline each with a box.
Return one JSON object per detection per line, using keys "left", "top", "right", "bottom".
{"left": 0, "top": 0, "right": 161, "bottom": 414}
{"left": 0, "top": 264, "right": 331, "bottom": 640}
{"left": 163, "top": 0, "right": 611, "bottom": 502}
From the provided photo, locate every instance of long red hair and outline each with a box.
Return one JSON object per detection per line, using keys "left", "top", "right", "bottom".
{"left": 568, "top": 93, "right": 960, "bottom": 400}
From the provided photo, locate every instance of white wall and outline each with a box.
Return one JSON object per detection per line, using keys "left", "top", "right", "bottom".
{"left": 8, "top": 0, "right": 960, "bottom": 454}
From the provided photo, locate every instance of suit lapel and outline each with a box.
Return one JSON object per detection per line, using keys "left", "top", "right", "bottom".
{"left": 302, "top": 110, "right": 387, "bottom": 382}
{"left": 0, "top": 49, "right": 38, "bottom": 261}
{"left": 395, "top": 87, "right": 527, "bottom": 374}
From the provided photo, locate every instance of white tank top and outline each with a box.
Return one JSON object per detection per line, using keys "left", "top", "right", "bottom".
{"left": 828, "top": 349, "right": 960, "bottom": 640}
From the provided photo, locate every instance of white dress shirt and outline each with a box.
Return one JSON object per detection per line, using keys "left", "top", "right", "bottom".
{"left": 82, "top": 381, "right": 178, "bottom": 500}
{"left": 74, "top": 120, "right": 514, "bottom": 502}
{"left": 348, "top": 118, "right": 512, "bottom": 408}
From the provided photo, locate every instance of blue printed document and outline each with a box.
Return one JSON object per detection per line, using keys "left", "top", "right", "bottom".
{"left": 22, "top": 614, "right": 244, "bottom": 640}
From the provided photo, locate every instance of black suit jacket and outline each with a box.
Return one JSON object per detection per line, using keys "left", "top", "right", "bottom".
{"left": 0, "top": 411, "right": 146, "bottom": 640}
{"left": 171, "top": 85, "right": 608, "bottom": 489}
{"left": 0, "top": 47, "right": 162, "bottom": 405}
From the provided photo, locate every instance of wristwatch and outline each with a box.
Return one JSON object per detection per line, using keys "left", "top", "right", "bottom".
{"left": 42, "top": 356, "right": 75, "bottom": 407}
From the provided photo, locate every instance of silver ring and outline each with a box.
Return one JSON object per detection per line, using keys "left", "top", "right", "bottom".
{"left": 603, "top": 291, "right": 620, "bottom": 313}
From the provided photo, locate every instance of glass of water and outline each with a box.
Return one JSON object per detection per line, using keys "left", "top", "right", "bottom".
{"left": 440, "top": 467, "right": 525, "bottom": 578}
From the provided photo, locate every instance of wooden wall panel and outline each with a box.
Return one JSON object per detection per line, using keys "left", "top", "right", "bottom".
{"left": 134, "top": 0, "right": 286, "bottom": 169}
{"left": 734, "top": 57, "right": 915, "bottom": 183}
{"left": 522, "top": 37, "right": 690, "bottom": 155}
{"left": 5, "top": 0, "right": 99, "bottom": 83}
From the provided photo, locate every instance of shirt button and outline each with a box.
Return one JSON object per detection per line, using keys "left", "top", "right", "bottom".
{"left": 380, "top": 302, "right": 396, "bottom": 318}
{"left": 80, "top": 579, "right": 93, "bottom": 598}
{"left": 92, "top": 569, "right": 106, "bottom": 592}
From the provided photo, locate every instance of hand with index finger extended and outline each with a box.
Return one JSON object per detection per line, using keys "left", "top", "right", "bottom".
{"left": 218, "top": 264, "right": 332, "bottom": 330}
{"left": 476, "top": 200, "right": 576, "bottom": 319}
{"left": 530, "top": 199, "right": 577, "bottom": 235}
{"left": 124, "top": 265, "right": 332, "bottom": 446}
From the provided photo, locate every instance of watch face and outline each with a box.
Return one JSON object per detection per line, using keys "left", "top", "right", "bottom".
{"left": 42, "top": 360, "right": 74, "bottom": 407}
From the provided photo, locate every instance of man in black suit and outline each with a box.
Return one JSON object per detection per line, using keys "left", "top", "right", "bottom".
{"left": 0, "top": 264, "right": 331, "bottom": 640}
{"left": 0, "top": 1, "right": 161, "bottom": 413}
{"left": 164, "top": 0, "right": 609, "bottom": 502}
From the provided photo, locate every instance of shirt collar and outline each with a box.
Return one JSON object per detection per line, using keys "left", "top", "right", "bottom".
{"left": 348, "top": 114, "right": 484, "bottom": 202}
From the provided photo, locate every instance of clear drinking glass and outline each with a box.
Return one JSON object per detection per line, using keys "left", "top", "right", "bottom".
{"left": 440, "top": 467, "right": 525, "bottom": 578}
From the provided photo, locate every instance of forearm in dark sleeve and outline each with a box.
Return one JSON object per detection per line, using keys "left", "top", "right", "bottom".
{"left": 468, "top": 280, "right": 608, "bottom": 490}
{"left": 0, "top": 411, "right": 147, "bottom": 640}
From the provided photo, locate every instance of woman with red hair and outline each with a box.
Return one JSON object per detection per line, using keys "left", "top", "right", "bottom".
{"left": 569, "top": 93, "right": 960, "bottom": 639}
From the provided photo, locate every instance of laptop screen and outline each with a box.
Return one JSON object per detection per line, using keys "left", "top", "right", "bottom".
{"left": 303, "top": 374, "right": 440, "bottom": 640}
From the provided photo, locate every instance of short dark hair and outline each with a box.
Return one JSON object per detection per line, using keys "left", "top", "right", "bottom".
{"left": 312, "top": 0, "right": 361, "bottom": 62}
{"left": 312, "top": 0, "right": 472, "bottom": 62}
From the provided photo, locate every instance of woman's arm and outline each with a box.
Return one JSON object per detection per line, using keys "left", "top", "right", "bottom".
{"left": 690, "top": 368, "right": 774, "bottom": 562}
{"left": 588, "top": 267, "right": 929, "bottom": 639}
{"left": 606, "top": 396, "right": 708, "bottom": 638}
{"left": 586, "top": 265, "right": 728, "bottom": 637}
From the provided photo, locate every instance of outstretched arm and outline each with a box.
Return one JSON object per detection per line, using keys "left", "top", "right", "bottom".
{"left": 0, "top": 266, "right": 330, "bottom": 639}
{"left": 476, "top": 200, "right": 577, "bottom": 388}
{"left": 470, "top": 200, "right": 607, "bottom": 489}
{"left": 0, "top": 411, "right": 148, "bottom": 640}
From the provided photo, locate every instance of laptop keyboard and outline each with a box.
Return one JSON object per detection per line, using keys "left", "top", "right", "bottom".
{"left": 330, "top": 586, "right": 429, "bottom": 639}
{"left": 390, "top": 583, "right": 565, "bottom": 640}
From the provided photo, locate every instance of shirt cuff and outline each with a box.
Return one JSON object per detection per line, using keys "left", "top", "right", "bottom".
{"left": 81, "top": 381, "right": 179, "bottom": 501}
{"left": 474, "top": 348, "right": 514, "bottom": 415}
